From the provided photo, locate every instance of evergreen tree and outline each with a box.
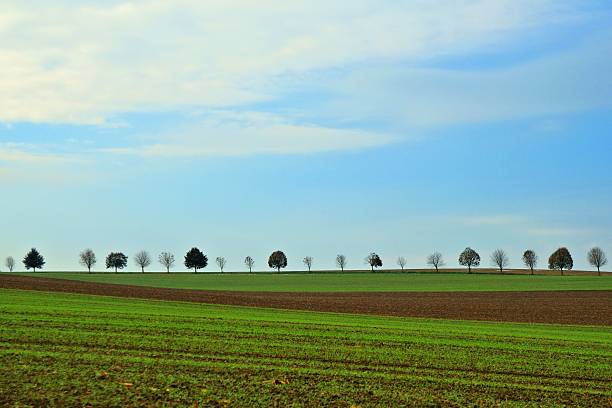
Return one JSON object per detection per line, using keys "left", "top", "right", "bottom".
{"left": 23, "top": 248, "right": 45, "bottom": 272}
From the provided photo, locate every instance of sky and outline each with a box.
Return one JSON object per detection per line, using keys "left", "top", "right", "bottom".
{"left": 1, "top": 0, "right": 611, "bottom": 272}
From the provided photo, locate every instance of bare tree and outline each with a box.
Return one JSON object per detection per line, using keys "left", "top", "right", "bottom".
{"left": 336, "top": 254, "right": 347, "bottom": 272}
{"left": 397, "top": 256, "right": 407, "bottom": 272}
{"left": 522, "top": 250, "right": 538, "bottom": 275}
{"left": 216, "top": 256, "right": 226, "bottom": 273}
{"left": 134, "top": 250, "right": 151, "bottom": 273}
{"left": 79, "top": 249, "right": 97, "bottom": 273}
{"left": 302, "top": 256, "right": 313, "bottom": 273}
{"left": 490, "top": 249, "right": 510, "bottom": 274}
{"left": 158, "top": 252, "right": 175, "bottom": 273}
{"left": 587, "top": 247, "right": 607, "bottom": 276}
{"left": 5, "top": 256, "right": 15, "bottom": 272}
{"left": 426, "top": 252, "right": 444, "bottom": 272}
{"left": 244, "top": 256, "right": 255, "bottom": 273}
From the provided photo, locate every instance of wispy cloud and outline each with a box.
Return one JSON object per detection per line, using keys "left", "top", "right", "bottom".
{"left": 0, "top": 0, "right": 585, "bottom": 125}
{"left": 0, "top": 143, "right": 74, "bottom": 164}
{"left": 100, "top": 112, "right": 396, "bottom": 157}
{"left": 329, "top": 29, "right": 612, "bottom": 127}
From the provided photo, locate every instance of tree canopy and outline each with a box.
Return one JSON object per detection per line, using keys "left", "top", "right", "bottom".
{"left": 105, "top": 252, "right": 128, "bottom": 273}
{"left": 365, "top": 253, "right": 383, "bottom": 272}
{"left": 459, "top": 247, "right": 480, "bottom": 273}
{"left": 23, "top": 248, "right": 45, "bottom": 272}
{"left": 548, "top": 247, "right": 573, "bottom": 275}
{"left": 184, "top": 247, "right": 207, "bottom": 273}
{"left": 268, "top": 250, "right": 287, "bottom": 272}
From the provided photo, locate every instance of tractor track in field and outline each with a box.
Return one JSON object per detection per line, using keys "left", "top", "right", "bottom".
{"left": 1, "top": 274, "right": 610, "bottom": 326}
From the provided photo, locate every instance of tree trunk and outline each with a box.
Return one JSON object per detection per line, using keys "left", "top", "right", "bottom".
{"left": 435, "top": 266, "right": 438, "bottom": 273}
{"left": 194, "top": 267, "right": 197, "bottom": 273}
{"left": 142, "top": 267, "right": 144, "bottom": 273}
{"left": 560, "top": 268, "right": 564, "bottom": 276}
{"left": 371, "top": 265, "right": 374, "bottom": 272}
{"left": 249, "top": 267, "right": 252, "bottom": 273}
{"left": 115, "top": 266, "right": 118, "bottom": 273}
{"left": 468, "top": 265, "right": 471, "bottom": 274}
{"left": 530, "top": 267, "right": 534, "bottom": 275}
{"left": 597, "top": 266, "right": 600, "bottom": 276}
{"left": 33, "top": 267, "right": 36, "bottom": 272}
{"left": 167, "top": 267, "right": 170, "bottom": 273}
{"left": 277, "top": 267, "right": 280, "bottom": 273}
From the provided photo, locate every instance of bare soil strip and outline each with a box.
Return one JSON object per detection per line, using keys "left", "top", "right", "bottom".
{"left": 1, "top": 274, "right": 610, "bottom": 326}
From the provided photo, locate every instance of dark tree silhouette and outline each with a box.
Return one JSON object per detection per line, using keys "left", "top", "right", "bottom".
{"left": 184, "top": 247, "right": 207, "bottom": 273}
{"left": 522, "top": 250, "right": 538, "bottom": 275}
{"left": 365, "top": 253, "right": 382, "bottom": 272}
{"left": 244, "top": 256, "right": 255, "bottom": 273}
{"left": 216, "top": 257, "right": 226, "bottom": 273}
{"left": 105, "top": 252, "right": 128, "bottom": 273}
{"left": 426, "top": 252, "right": 444, "bottom": 272}
{"left": 490, "top": 249, "right": 509, "bottom": 274}
{"left": 159, "top": 252, "right": 175, "bottom": 273}
{"left": 79, "top": 248, "right": 97, "bottom": 273}
{"left": 134, "top": 250, "right": 151, "bottom": 273}
{"left": 23, "top": 248, "right": 45, "bottom": 272}
{"left": 587, "top": 247, "right": 607, "bottom": 276}
{"left": 5, "top": 256, "right": 15, "bottom": 272}
{"left": 336, "top": 254, "right": 347, "bottom": 272}
{"left": 548, "top": 247, "right": 573, "bottom": 275}
{"left": 397, "top": 256, "right": 407, "bottom": 272}
{"left": 303, "top": 256, "right": 313, "bottom": 273}
{"left": 459, "top": 247, "right": 480, "bottom": 274}
{"left": 268, "top": 250, "right": 287, "bottom": 272}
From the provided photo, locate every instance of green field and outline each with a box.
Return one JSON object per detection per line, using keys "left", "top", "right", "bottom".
{"left": 1, "top": 289, "right": 610, "bottom": 406}
{"left": 17, "top": 271, "right": 612, "bottom": 292}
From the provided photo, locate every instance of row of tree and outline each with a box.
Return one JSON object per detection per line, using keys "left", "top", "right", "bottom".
{"left": 3, "top": 246, "right": 608, "bottom": 275}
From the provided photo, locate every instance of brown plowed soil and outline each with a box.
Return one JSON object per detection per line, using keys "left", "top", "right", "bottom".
{"left": 1, "top": 274, "right": 610, "bottom": 326}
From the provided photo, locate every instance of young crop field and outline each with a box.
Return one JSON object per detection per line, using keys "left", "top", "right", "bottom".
{"left": 14, "top": 271, "right": 612, "bottom": 292}
{"left": 1, "top": 289, "right": 611, "bottom": 407}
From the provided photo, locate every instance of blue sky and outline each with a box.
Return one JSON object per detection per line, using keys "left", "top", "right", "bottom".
{"left": 1, "top": 1, "right": 611, "bottom": 271}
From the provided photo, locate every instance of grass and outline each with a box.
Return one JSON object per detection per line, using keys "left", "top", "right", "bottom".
{"left": 1, "top": 289, "right": 611, "bottom": 406}
{"left": 15, "top": 271, "right": 612, "bottom": 292}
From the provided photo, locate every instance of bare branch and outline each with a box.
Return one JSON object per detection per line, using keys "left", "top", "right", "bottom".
{"left": 134, "top": 250, "right": 151, "bottom": 273}
{"left": 158, "top": 252, "right": 175, "bottom": 273}
{"left": 79, "top": 249, "right": 97, "bottom": 273}
{"left": 490, "top": 249, "right": 510, "bottom": 274}
{"left": 216, "top": 256, "right": 227, "bottom": 273}
{"left": 303, "top": 256, "right": 313, "bottom": 273}
{"left": 426, "top": 252, "right": 444, "bottom": 272}
{"left": 244, "top": 256, "right": 255, "bottom": 273}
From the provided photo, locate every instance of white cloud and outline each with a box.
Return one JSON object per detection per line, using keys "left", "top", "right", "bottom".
{"left": 0, "top": 0, "right": 579, "bottom": 124}
{"left": 100, "top": 112, "right": 395, "bottom": 156}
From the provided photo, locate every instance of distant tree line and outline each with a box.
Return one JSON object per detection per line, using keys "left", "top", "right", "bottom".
{"left": 1, "top": 246, "right": 609, "bottom": 275}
